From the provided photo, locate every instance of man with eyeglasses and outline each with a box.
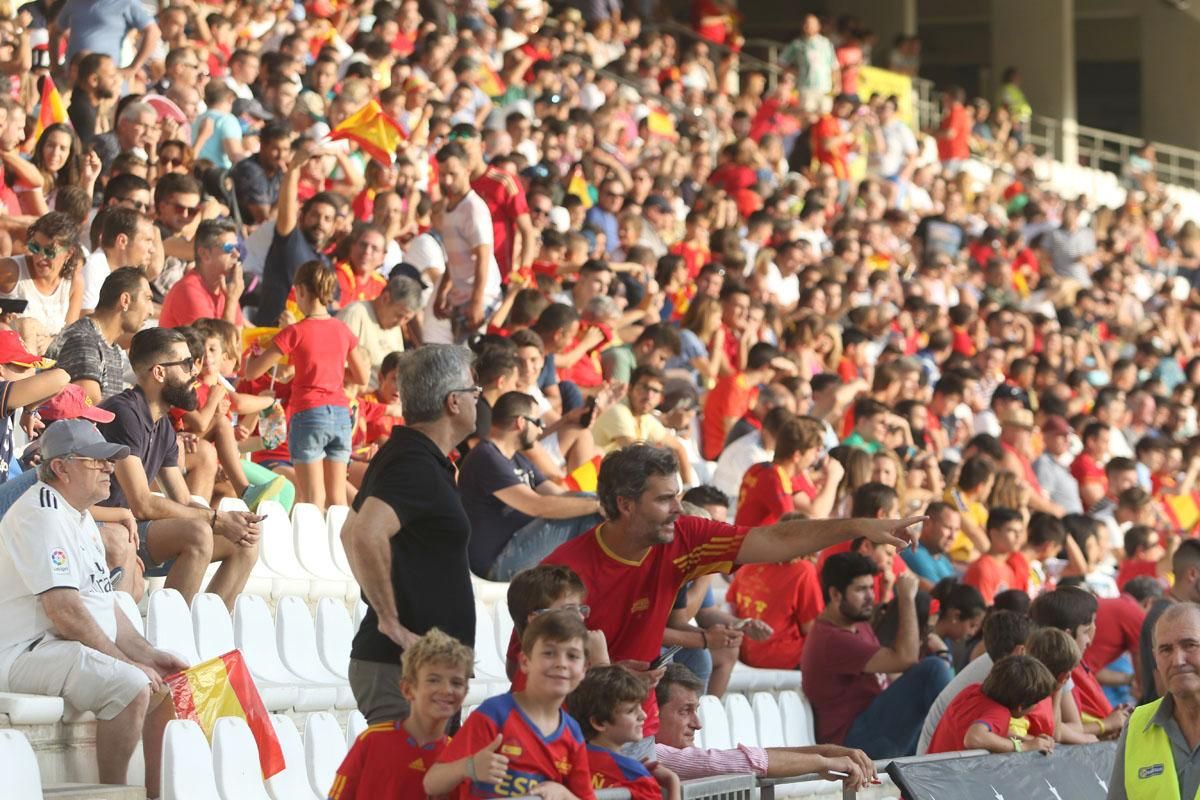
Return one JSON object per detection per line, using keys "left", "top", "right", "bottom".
{"left": 96, "top": 328, "right": 262, "bottom": 609}
{"left": 159, "top": 219, "right": 244, "bottom": 328}
{"left": 341, "top": 344, "right": 479, "bottom": 724}
{"left": 0, "top": 419, "right": 185, "bottom": 799}
{"left": 459, "top": 391, "right": 602, "bottom": 582}
{"left": 585, "top": 178, "right": 626, "bottom": 255}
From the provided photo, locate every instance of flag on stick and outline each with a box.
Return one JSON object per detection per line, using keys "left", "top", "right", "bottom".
{"left": 329, "top": 100, "right": 406, "bottom": 166}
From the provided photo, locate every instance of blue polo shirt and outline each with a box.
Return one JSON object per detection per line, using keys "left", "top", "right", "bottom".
{"left": 901, "top": 542, "right": 957, "bottom": 585}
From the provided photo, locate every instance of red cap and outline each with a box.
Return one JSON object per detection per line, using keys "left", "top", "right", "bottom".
{"left": 1041, "top": 415, "right": 1071, "bottom": 436}
{"left": 39, "top": 383, "right": 115, "bottom": 423}
{"left": 0, "top": 329, "right": 54, "bottom": 369}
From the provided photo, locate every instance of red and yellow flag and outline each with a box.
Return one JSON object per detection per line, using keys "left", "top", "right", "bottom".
{"left": 166, "top": 651, "right": 284, "bottom": 779}
{"left": 33, "top": 76, "right": 67, "bottom": 142}
{"left": 478, "top": 63, "right": 506, "bottom": 98}
{"left": 646, "top": 107, "right": 678, "bottom": 141}
{"left": 329, "top": 100, "right": 406, "bottom": 166}
{"left": 1161, "top": 492, "right": 1200, "bottom": 535}
{"left": 567, "top": 169, "right": 593, "bottom": 209}
{"left": 563, "top": 455, "right": 602, "bottom": 493}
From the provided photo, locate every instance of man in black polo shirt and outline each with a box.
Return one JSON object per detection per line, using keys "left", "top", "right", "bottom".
{"left": 341, "top": 344, "right": 478, "bottom": 724}
{"left": 97, "top": 328, "right": 263, "bottom": 609}
{"left": 252, "top": 142, "right": 337, "bottom": 326}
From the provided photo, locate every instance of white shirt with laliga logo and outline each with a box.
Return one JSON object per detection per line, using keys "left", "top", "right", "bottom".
{"left": 0, "top": 481, "right": 115, "bottom": 690}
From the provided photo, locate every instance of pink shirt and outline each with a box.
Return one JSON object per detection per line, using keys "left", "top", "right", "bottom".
{"left": 653, "top": 743, "right": 770, "bottom": 780}
{"left": 159, "top": 271, "right": 243, "bottom": 328}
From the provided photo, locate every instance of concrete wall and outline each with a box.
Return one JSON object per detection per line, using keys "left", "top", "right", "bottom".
{"left": 1140, "top": 0, "right": 1200, "bottom": 148}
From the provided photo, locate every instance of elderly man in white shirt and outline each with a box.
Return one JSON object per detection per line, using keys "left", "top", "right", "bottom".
{"left": 0, "top": 420, "right": 186, "bottom": 797}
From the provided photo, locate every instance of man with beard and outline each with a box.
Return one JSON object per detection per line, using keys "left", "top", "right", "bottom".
{"left": 458, "top": 391, "right": 602, "bottom": 581}
{"left": 253, "top": 143, "right": 337, "bottom": 325}
{"left": 68, "top": 53, "right": 121, "bottom": 149}
{"left": 801, "top": 553, "right": 952, "bottom": 758}
{"left": 541, "top": 444, "right": 924, "bottom": 761}
{"left": 97, "top": 328, "right": 262, "bottom": 609}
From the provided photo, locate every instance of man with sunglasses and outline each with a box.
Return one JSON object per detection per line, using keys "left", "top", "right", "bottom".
{"left": 0, "top": 418, "right": 185, "bottom": 799}
{"left": 459, "top": 391, "right": 602, "bottom": 582}
{"left": 96, "top": 328, "right": 262, "bottom": 610}
{"left": 159, "top": 219, "right": 244, "bottom": 328}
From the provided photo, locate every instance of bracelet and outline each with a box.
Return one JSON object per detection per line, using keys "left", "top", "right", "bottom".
{"left": 700, "top": 630, "right": 708, "bottom": 649}
{"left": 1010, "top": 736, "right": 1023, "bottom": 753}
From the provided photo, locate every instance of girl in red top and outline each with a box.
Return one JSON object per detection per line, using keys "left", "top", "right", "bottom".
{"left": 245, "top": 260, "right": 370, "bottom": 509}
{"left": 927, "top": 655, "right": 1057, "bottom": 755}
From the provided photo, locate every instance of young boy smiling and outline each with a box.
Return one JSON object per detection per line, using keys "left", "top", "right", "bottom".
{"left": 566, "top": 665, "right": 682, "bottom": 800}
{"left": 328, "top": 628, "right": 473, "bottom": 799}
{"left": 425, "top": 609, "right": 596, "bottom": 799}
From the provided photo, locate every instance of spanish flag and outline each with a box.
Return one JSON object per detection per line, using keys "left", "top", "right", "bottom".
{"left": 567, "top": 168, "right": 593, "bottom": 209}
{"left": 563, "top": 455, "right": 602, "bottom": 493}
{"left": 646, "top": 107, "right": 677, "bottom": 141}
{"left": 478, "top": 63, "right": 506, "bottom": 98}
{"left": 33, "top": 76, "right": 67, "bottom": 142}
{"left": 329, "top": 100, "right": 406, "bottom": 166}
{"left": 1162, "top": 492, "right": 1200, "bottom": 534}
{"left": 166, "top": 651, "right": 284, "bottom": 779}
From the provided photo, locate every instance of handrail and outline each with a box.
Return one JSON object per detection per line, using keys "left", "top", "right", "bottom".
{"left": 757, "top": 748, "right": 992, "bottom": 800}
{"left": 648, "top": 18, "right": 781, "bottom": 76}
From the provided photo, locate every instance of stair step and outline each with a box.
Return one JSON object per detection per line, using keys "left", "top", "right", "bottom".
{"left": 43, "top": 784, "right": 144, "bottom": 799}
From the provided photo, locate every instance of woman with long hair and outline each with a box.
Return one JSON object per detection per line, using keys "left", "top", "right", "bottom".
{"left": 0, "top": 211, "right": 83, "bottom": 335}
{"left": 29, "top": 123, "right": 100, "bottom": 211}
{"left": 671, "top": 295, "right": 725, "bottom": 389}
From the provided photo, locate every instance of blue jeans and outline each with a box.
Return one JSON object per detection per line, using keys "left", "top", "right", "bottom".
{"left": 288, "top": 405, "right": 352, "bottom": 464}
{"left": 0, "top": 469, "right": 37, "bottom": 519}
{"left": 1103, "top": 653, "right": 1135, "bottom": 707}
{"left": 844, "top": 656, "right": 954, "bottom": 759}
{"left": 673, "top": 646, "right": 713, "bottom": 693}
{"left": 486, "top": 511, "right": 603, "bottom": 581}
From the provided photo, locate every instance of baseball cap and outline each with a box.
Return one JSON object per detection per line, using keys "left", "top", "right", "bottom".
{"left": 233, "top": 98, "right": 274, "bottom": 122}
{"left": 0, "top": 330, "right": 54, "bottom": 368}
{"left": 389, "top": 262, "right": 428, "bottom": 290}
{"left": 1042, "top": 415, "right": 1071, "bottom": 436}
{"left": 644, "top": 195, "right": 672, "bottom": 213}
{"left": 39, "top": 419, "right": 130, "bottom": 462}
{"left": 1000, "top": 407, "right": 1035, "bottom": 429}
{"left": 991, "top": 383, "right": 1028, "bottom": 406}
{"left": 39, "top": 384, "right": 115, "bottom": 424}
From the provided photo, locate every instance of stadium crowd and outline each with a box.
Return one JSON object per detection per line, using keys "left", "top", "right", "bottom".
{"left": 0, "top": 0, "right": 1199, "bottom": 797}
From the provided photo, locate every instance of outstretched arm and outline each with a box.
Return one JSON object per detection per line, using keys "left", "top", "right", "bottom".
{"left": 735, "top": 515, "right": 923, "bottom": 565}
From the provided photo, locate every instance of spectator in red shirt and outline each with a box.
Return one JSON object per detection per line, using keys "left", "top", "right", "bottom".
{"left": 1070, "top": 420, "right": 1110, "bottom": 510}
{"left": 716, "top": 283, "right": 751, "bottom": 376}
{"left": 453, "top": 124, "right": 536, "bottom": 282}
{"left": 158, "top": 219, "right": 245, "bottom": 328}
{"left": 702, "top": 342, "right": 780, "bottom": 462}
{"left": 333, "top": 225, "right": 389, "bottom": 309}
{"left": 935, "top": 86, "right": 971, "bottom": 169}
{"left": 963, "top": 507, "right": 1024, "bottom": 605}
{"left": 926, "top": 654, "right": 1057, "bottom": 755}
{"left": 801, "top": 553, "right": 952, "bottom": 758}
{"left": 1085, "top": 577, "right": 1161, "bottom": 704}
{"left": 541, "top": 444, "right": 923, "bottom": 759}
{"left": 1115, "top": 525, "right": 1171, "bottom": 590}
{"left": 811, "top": 93, "right": 857, "bottom": 182}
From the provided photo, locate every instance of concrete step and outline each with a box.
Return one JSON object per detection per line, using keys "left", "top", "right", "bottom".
{"left": 43, "top": 785, "right": 143, "bottom": 799}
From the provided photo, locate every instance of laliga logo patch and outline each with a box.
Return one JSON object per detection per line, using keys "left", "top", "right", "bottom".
{"left": 1139, "top": 764, "right": 1165, "bottom": 779}
{"left": 49, "top": 548, "right": 69, "bottom": 573}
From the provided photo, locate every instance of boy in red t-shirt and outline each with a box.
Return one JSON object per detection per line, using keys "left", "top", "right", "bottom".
{"left": 426, "top": 611, "right": 596, "bottom": 799}
{"left": 1021, "top": 626, "right": 1084, "bottom": 743}
{"left": 566, "top": 665, "right": 682, "bottom": 800}
{"left": 1115, "top": 524, "right": 1169, "bottom": 590}
{"left": 329, "top": 628, "right": 473, "bottom": 799}
{"left": 927, "top": 654, "right": 1057, "bottom": 754}
{"left": 963, "top": 508, "right": 1024, "bottom": 605}
{"left": 350, "top": 350, "right": 404, "bottom": 482}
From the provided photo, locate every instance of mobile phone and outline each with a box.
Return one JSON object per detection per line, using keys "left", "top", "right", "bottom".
{"left": 733, "top": 618, "right": 752, "bottom": 630}
{"left": 579, "top": 397, "right": 597, "bottom": 428}
{"left": 650, "top": 645, "right": 683, "bottom": 670}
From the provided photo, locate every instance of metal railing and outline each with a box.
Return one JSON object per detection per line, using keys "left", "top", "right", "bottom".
{"left": 592, "top": 774, "right": 756, "bottom": 800}
{"left": 757, "top": 749, "right": 991, "bottom": 800}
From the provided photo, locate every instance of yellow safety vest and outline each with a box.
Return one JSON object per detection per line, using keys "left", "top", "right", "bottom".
{"left": 1124, "top": 698, "right": 1199, "bottom": 800}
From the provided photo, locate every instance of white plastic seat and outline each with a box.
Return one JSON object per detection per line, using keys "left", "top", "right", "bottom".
{"left": 191, "top": 593, "right": 298, "bottom": 712}
{"left": 697, "top": 695, "right": 732, "bottom": 750}
{"left": 0, "top": 692, "right": 65, "bottom": 725}
{"left": 218, "top": 497, "right": 276, "bottom": 597}
{"left": 752, "top": 692, "right": 786, "bottom": 748}
{"left": 256, "top": 500, "right": 316, "bottom": 597}
{"left": 148, "top": 588, "right": 201, "bottom": 666}
{"left": 723, "top": 693, "right": 758, "bottom": 747}
{"left": 304, "top": 711, "right": 347, "bottom": 798}
{"left": 473, "top": 600, "right": 508, "bottom": 682}
{"left": 0, "top": 729, "right": 42, "bottom": 800}
{"left": 315, "top": 597, "right": 354, "bottom": 680}
{"left": 346, "top": 709, "right": 368, "bottom": 747}
{"left": 494, "top": 600, "right": 515, "bottom": 659}
{"left": 115, "top": 590, "right": 144, "bottom": 634}
{"left": 354, "top": 599, "right": 368, "bottom": 628}
{"left": 779, "top": 689, "right": 816, "bottom": 747}
{"left": 325, "top": 504, "right": 353, "bottom": 577}
{"left": 470, "top": 576, "right": 511, "bottom": 605}
{"left": 267, "top": 715, "right": 321, "bottom": 800}
{"left": 161, "top": 719, "right": 222, "bottom": 800}
{"left": 213, "top": 717, "right": 273, "bottom": 800}
{"left": 275, "top": 596, "right": 354, "bottom": 708}
{"left": 292, "top": 503, "right": 348, "bottom": 585}
{"left": 235, "top": 594, "right": 337, "bottom": 712}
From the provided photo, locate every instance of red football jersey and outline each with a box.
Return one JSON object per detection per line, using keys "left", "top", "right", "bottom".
{"left": 471, "top": 166, "right": 529, "bottom": 281}
{"left": 927, "top": 683, "right": 1051, "bottom": 754}
{"left": 728, "top": 559, "right": 824, "bottom": 669}
{"left": 328, "top": 722, "right": 447, "bottom": 799}
{"left": 735, "top": 463, "right": 795, "bottom": 528}
{"left": 542, "top": 516, "right": 751, "bottom": 736}
{"left": 1072, "top": 663, "right": 1114, "bottom": 720}
{"left": 585, "top": 743, "right": 661, "bottom": 800}
{"left": 438, "top": 693, "right": 595, "bottom": 799}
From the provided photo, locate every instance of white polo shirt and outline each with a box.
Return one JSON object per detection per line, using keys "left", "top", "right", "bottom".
{"left": 438, "top": 189, "right": 501, "bottom": 308}
{"left": 0, "top": 482, "right": 115, "bottom": 690}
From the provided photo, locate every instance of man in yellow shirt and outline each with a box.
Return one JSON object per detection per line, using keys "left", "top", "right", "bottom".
{"left": 592, "top": 365, "right": 695, "bottom": 485}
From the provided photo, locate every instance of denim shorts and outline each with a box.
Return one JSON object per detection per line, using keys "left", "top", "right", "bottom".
{"left": 288, "top": 405, "right": 353, "bottom": 464}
